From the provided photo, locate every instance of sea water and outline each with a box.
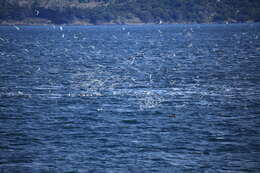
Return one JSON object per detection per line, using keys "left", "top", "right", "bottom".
{"left": 0, "top": 24, "right": 260, "bottom": 172}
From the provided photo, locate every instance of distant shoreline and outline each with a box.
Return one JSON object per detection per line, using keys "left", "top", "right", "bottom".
{"left": 1, "top": 0, "right": 259, "bottom": 29}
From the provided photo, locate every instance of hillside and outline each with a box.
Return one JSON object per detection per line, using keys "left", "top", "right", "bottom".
{"left": 0, "top": 0, "right": 260, "bottom": 25}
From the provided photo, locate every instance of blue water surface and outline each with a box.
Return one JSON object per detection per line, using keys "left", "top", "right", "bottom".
{"left": 0, "top": 23, "right": 260, "bottom": 172}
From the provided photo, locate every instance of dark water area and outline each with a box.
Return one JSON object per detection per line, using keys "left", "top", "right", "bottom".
{"left": 0, "top": 24, "right": 260, "bottom": 172}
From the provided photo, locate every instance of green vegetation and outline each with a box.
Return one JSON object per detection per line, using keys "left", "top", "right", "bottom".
{"left": 0, "top": 0, "right": 260, "bottom": 24}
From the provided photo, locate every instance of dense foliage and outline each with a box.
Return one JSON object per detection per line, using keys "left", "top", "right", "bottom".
{"left": 0, "top": 0, "right": 260, "bottom": 24}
